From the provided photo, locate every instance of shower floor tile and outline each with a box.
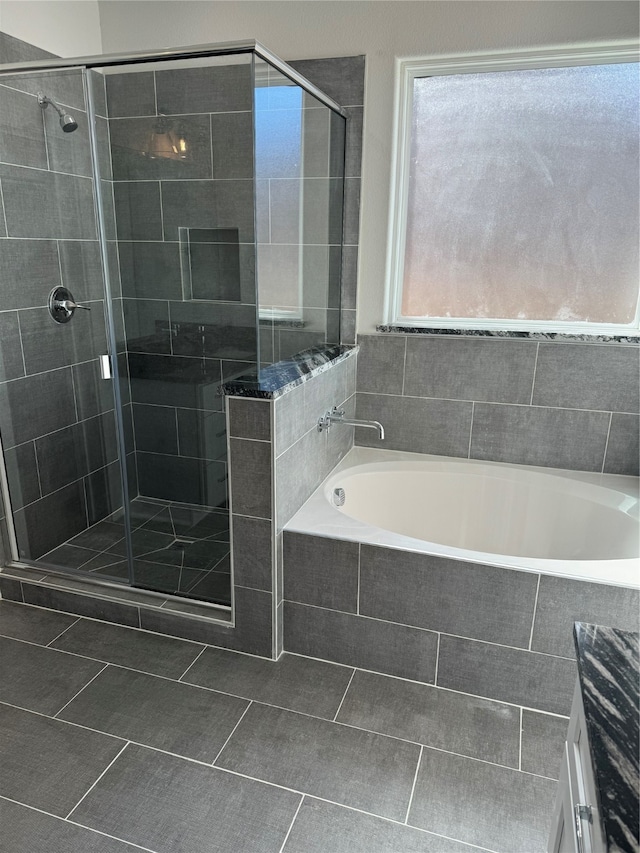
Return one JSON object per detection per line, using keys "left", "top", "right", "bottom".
{"left": 0, "top": 606, "right": 557, "bottom": 853}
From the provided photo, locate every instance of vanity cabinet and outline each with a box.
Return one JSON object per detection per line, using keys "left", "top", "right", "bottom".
{"left": 548, "top": 681, "right": 606, "bottom": 853}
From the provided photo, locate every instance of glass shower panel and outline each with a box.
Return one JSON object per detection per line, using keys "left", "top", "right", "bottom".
{"left": 255, "top": 59, "right": 345, "bottom": 364}
{"left": 0, "top": 66, "right": 126, "bottom": 576}
{"left": 101, "top": 54, "right": 256, "bottom": 606}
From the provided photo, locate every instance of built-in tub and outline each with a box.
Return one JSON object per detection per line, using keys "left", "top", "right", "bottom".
{"left": 287, "top": 447, "right": 640, "bottom": 589}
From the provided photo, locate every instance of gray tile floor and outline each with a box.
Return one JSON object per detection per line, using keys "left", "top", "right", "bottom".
{"left": 0, "top": 599, "right": 559, "bottom": 853}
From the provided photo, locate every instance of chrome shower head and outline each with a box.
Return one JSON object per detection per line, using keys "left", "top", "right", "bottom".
{"left": 37, "top": 92, "right": 78, "bottom": 133}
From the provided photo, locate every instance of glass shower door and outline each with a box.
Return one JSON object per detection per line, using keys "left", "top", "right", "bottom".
{"left": 93, "top": 54, "right": 258, "bottom": 606}
{"left": 0, "top": 65, "right": 129, "bottom": 582}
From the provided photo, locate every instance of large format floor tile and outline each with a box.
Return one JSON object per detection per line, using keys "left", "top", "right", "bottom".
{"left": 216, "top": 703, "right": 421, "bottom": 821}
{"left": 70, "top": 743, "right": 301, "bottom": 853}
{"left": 282, "top": 797, "right": 479, "bottom": 853}
{"left": 0, "top": 600, "right": 77, "bottom": 645}
{"left": 59, "top": 665, "right": 249, "bottom": 763}
{"left": 408, "top": 747, "right": 557, "bottom": 853}
{"left": 0, "top": 797, "right": 141, "bottom": 853}
{"left": 0, "top": 636, "right": 104, "bottom": 715}
{"left": 0, "top": 703, "right": 125, "bottom": 817}
{"left": 183, "top": 647, "right": 354, "bottom": 719}
{"left": 337, "top": 669, "right": 520, "bottom": 767}
{"left": 50, "top": 618, "right": 205, "bottom": 679}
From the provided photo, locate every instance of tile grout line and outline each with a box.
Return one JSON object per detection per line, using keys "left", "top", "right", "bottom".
{"left": 467, "top": 401, "right": 475, "bottom": 458}
{"left": 46, "top": 616, "right": 83, "bottom": 647}
{"left": 601, "top": 412, "right": 613, "bottom": 473}
{"left": 529, "top": 342, "right": 540, "bottom": 406}
{"left": 332, "top": 668, "right": 356, "bottom": 722}
{"left": 65, "top": 741, "right": 130, "bottom": 820}
{"left": 53, "top": 662, "right": 109, "bottom": 719}
{"left": 0, "top": 179, "right": 9, "bottom": 234}
{"left": 356, "top": 543, "right": 361, "bottom": 615}
{"left": 177, "top": 644, "right": 208, "bottom": 682}
{"left": 0, "top": 795, "right": 159, "bottom": 853}
{"left": 403, "top": 745, "right": 423, "bottom": 824}
{"left": 528, "top": 574, "right": 542, "bottom": 651}
{"left": 277, "top": 795, "right": 305, "bottom": 853}
{"left": 518, "top": 706, "right": 523, "bottom": 771}
{"left": 400, "top": 335, "right": 408, "bottom": 396}
{"left": 210, "top": 700, "right": 253, "bottom": 766}
{"left": 433, "top": 632, "right": 441, "bottom": 685}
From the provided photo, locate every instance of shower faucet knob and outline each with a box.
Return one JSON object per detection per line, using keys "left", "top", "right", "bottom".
{"left": 48, "top": 286, "right": 90, "bottom": 323}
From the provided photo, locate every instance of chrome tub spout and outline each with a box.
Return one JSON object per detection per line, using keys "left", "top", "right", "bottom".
{"left": 317, "top": 406, "right": 385, "bottom": 440}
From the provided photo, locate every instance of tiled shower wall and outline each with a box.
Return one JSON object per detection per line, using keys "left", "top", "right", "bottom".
{"left": 356, "top": 334, "right": 639, "bottom": 475}
{"left": 0, "top": 32, "right": 123, "bottom": 562}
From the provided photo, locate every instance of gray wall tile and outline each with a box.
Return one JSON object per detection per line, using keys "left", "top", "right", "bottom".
{"left": 231, "top": 515, "right": 272, "bottom": 591}
{"left": 470, "top": 403, "right": 610, "bottom": 471}
{"left": 117, "top": 241, "right": 182, "bottom": 300}
{"left": 18, "top": 302, "right": 107, "bottom": 375}
{"left": 58, "top": 240, "right": 105, "bottom": 303}
{"left": 356, "top": 334, "right": 405, "bottom": 394}
{"left": 360, "top": 545, "right": 538, "bottom": 647}
{"left": 284, "top": 532, "right": 359, "bottom": 612}
{"left": 284, "top": 601, "right": 438, "bottom": 682}
{"left": 0, "top": 311, "right": 25, "bottom": 381}
{"left": 140, "top": 585, "right": 272, "bottom": 656}
{"left": 341, "top": 245, "right": 358, "bottom": 310}
{"left": 0, "top": 164, "right": 96, "bottom": 239}
{"left": 43, "top": 107, "right": 92, "bottom": 178}
{"left": 0, "top": 84, "right": 48, "bottom": 169}
{"left": 405, "top": 337, "right": 537, "bottom": 404}
{"left": 2, "top": 443, "right": 40, "bottom": 510}
{"left": 344, "top": 106, "right": 363, "bottom": 177}
{"left": 229, "top": 437, "right": 272, "bottom": 519}
{"left": 0, "top": 31, "right": 55, "bottom": 63}
{"left": 532, "top": 343, "right": 639, "bottom": 413}
{"left": 210, "top": 111, "right": 253, "bottom": 179}
{"left": 113, "top": 181, "right": 162, "bottom": 241}
{"left": 110, "top": 114, "right": 213, "bottom": 181}
{"left": 531, "top": 575, "right": 640, "bottom": 659}
{"left": 521, "top": 710, "right": 568, "bottom": 780}
{"left": 156, "top": 64, "right": 253, "bottom": 115}
{"left": 289, "top": 56, "right": 365, "bottom": 106}
{"left": 343, "top": 177, "right": 360, "bottom": 246}
{"left": 0, "top": 367, "right": 76, "bottom": 447}
{"left": 337, "top": 669, "right": 520, "bottom": 767}
{"left": 161, "top": 178, "right": 254, "bottom": 243}
{"left": 228, "top": 398, "right": 271, "bottom": 441}
{"left": 274, "top": 382, "right": 306, "bottom": 455}
{"left": 21, "top": 582, "right": 139, "bottom": 627}
{"left": 356, "top": 392, "right": 473, "bottom": 456}
{"left": 408, "top": 746, "right": 556, "bottom": 853}
{"left": 0, "top": 239, "right": 60, "bottom": 308}
{"left": 0, "top": 577, "right": 24, "bottom": 601}
{"left": 437, "top": 634, "right": 576, "bottom": 715}
{"left": 106, "top": 72, "right": 156, "bottom": 117}
{"left": 604, "top": 413, "right": 639, "bottom": 475}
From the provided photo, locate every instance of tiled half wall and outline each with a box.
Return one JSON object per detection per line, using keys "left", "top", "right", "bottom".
{"left": 356, "top": 334, "right": 639, "bottom": 475}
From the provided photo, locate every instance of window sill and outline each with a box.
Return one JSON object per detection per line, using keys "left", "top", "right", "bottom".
{"left": 376, "top": 325, "right": 640, "bottom": 345}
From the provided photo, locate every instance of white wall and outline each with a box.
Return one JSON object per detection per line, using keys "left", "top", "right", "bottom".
{"left": 0, "top": 0, "right": 102, "bottom": 56}
{"left": 98, "top": 0, "right": 640, "bottom": 332}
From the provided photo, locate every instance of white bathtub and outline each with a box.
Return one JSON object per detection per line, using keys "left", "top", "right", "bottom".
{"left": 286, "top": 447, "right": 640, "bottom": 589}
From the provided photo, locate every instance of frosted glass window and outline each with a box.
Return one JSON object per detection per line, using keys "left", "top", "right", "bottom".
{"left": 401, "top": 63, "right": 639, "bottom": 327}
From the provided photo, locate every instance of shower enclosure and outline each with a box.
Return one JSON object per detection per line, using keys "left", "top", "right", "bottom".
{"left": 0, "top": 41, "right": 346, "bottom": 610}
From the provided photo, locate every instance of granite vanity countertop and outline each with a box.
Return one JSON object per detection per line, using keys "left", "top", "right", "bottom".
{"left": 574, "top": 622, "right": 640, "bottom": 852}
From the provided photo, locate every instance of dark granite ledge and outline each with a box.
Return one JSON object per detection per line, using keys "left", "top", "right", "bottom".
{"left": 377, "top": 326, "right": 640, "bottom": 345}
{"left": 222, "top": 344, "right": 357, "bottom": 399}
{"left": 574, "top": 622, "right": 640, "bottom": 853}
